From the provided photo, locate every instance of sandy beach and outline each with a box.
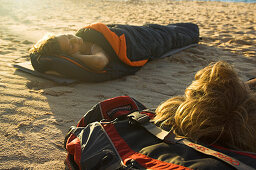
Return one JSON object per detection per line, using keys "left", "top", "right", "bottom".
{"left": 0, "top": 0, "right": 255, "bottom": 169}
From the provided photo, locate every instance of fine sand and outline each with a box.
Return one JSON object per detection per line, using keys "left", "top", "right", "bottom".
{"left": 0, "top": 0, "right": 255, "bottom": 169}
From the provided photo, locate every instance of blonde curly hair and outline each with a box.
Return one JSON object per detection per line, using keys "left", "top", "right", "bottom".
{"left": 29, "top": 33, "right": 62, "bottom": 57}
{"left": 154, "top": 61, "right": 256, "bottom": 152}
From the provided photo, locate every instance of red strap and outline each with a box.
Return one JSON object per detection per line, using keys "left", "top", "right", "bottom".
{"left": 77, "top": 117, "right": 86, "bottom": 127}
{"left": 66, "top": 135, "right": 82, "bottom": 169}
{"left": 129, "top": 112, "right": 256, "bottom": 170}
{"left": 100, "top": 96, "right": 139, "bottom": 120}
{"left": 102, "top": 123, "right": 191, "bottom": 170}
{"left": 213, "top": 145, "right": 256, "bottom": 159}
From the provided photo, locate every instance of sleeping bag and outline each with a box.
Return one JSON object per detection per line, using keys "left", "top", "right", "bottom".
{"left": 30, "top": 23, "right": 200, "bottom": 82}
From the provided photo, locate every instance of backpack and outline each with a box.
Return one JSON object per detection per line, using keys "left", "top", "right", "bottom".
{"left": 64, "top": 96, "right": 256, "bottom": 170}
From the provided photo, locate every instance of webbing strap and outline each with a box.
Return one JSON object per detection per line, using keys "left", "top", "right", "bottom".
{"left": 176, "top": 138, "right": 255, "bottom": 170}
{"left": 128, "top": 111, "right": 256, "bottom": 170}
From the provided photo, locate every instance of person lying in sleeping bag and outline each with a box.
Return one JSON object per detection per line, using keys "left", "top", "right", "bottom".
{"left": 29, "top": 23, "right": 199, "bottom": 82}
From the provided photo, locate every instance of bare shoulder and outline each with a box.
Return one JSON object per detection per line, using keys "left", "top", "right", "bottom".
{"left": 82, "top": 42, "right": 106, "bottom": 56}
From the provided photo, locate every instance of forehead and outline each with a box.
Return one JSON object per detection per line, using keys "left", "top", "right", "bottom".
{"left": 56, "top": 35, "right": 69, "bottom": 53}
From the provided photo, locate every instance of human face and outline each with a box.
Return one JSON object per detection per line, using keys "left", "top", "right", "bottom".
{"left": 56, "top": 34, "right": 83, "bottom": 55}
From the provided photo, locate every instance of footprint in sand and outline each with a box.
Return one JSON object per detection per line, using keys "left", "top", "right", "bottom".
{"left": 95, "top": 94, "right": 108, "bottom": 99}
{"left": 0, "top": 51, "right": 11, "bottom": 55}
{"left": 185, "top": 48, "right": 205, "bottom": 55}
{"left": 235, "top": 31, "right": 244, "bottom": 34}
{"left": 3, "top": 37, "right": 14, "bottom": 41}
{"left": 22, "top": 40, "right": 33, "bottom": 44}
{"left": 222, "top": 37, "right": 233, "bottom": 43}
{"left": 17, "top": 121, "right": 33, "bottom": 133}
{"left": 228, "top": 39, "right": 253, "bottom": 45}
{"left": 7, "top": 47, "right": 17, "bottom": 50}
{"left": 0, "top": 83, "right": 6, "bottom": 88}
{"left": 26, "top": 80, "right": 57, "bottom": 90}
{"left": 42, "top": 89, "right": 72, "bottom": 96}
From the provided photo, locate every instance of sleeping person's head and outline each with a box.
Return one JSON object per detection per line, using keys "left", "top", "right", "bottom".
{"left": 154, "top": 61, "right": 256, "bottom": 152}
{"left": 55, "top": 34, "right": 83, "bottom": 56}
{"left": 29, "top": 33, "right": 83, "bottom": 57}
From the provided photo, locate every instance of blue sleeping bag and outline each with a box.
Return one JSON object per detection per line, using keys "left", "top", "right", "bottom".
{"left": 30, "top": 23, "right": 200, "bottom": 82}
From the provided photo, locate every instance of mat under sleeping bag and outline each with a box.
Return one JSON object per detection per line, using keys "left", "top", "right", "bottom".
{"left": 30, "top": 23, "right": 200, "bottom": 82}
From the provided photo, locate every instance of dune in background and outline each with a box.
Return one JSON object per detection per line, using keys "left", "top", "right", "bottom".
{"left": 0, "top": 0, "right": 255, "bottom": 169}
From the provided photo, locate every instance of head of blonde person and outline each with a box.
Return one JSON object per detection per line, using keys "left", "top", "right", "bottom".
{"left": 154, "top": 61, "right": 256, "bottom": 152}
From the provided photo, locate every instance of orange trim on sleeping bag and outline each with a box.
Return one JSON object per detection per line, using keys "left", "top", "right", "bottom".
{"left": 58, "top": 56, "right": 105, "bottom": 74}
{"left": 84, "top": 23, "right": 148, "bottom": 67}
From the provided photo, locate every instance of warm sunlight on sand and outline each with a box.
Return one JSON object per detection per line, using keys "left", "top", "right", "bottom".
{"left": 0, "top": 0, "right": 255, "bottom": 169}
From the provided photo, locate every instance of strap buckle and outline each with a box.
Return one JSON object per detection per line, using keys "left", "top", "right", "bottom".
{"left": 128, "top": 111, "right": 150, "bottom": 125}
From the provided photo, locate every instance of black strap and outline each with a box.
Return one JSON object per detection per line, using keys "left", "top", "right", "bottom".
{"left": 128, "top": 111, "right": 256, "bottom": 170}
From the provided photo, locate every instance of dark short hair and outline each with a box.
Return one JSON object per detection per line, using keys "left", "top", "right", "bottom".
{"left": 29, "top": 33, "right": 63, "bottom": 57}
